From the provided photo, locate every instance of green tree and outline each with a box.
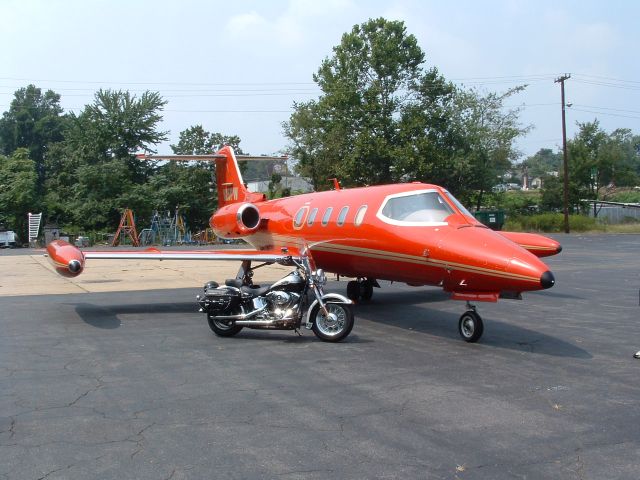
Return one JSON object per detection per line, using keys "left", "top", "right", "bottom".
{"left": 285, "top": 18, "right": 454, "bottom": 189}
{"left": 0, "top": 148, "right": 38, "bottom": 239}
{"left": 568, "top": 120, "right": 608, "bottom": 209}
{"left": 447, "top": 86, "right": 530, "bottom": 209}
{"left": 601, "top": 128, "right": 640, "bottom": 187}
{"left": 285, "top": 18, "right": 529, "bottom": 206}
{"left": 75, "top": 89, "right": 168, "bottom": 181}
{"left": 165, "top": 126, "right": 246, "bottom": 228}
{"left": 0, "top": 85, "right": 66, "bottom": 197}
{"left": 268, "top": 172, "right": 283, "bottom": 199}
{"left": 539, "top": 175, "right": 564, "bottom": 211}
{"left": 44, "top": 90, "right": 168, "bottom": 230}
{"left": 522, "top": 148, "right": 562, "bottom": 178}
{"left": 541, "top": 121, "right": 640, "bottom": 216}
{"left": 170, "top": 125, "right": 243, "bottom": 155}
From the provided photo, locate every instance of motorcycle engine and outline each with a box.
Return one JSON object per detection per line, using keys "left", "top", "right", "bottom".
{"left": 265, "top": 290, "right": 301, "bottom": 320}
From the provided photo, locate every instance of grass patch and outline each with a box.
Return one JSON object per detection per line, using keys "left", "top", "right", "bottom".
{"left": 505, "top": 213, "right": 640, "bottom": 233}
{"left": 505, "top": 213, "right": 596, "bottom": 232}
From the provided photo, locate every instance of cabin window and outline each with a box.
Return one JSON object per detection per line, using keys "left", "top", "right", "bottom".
{"left": 354, "top": 205, "right": 367, "bottom": 226}
{"left": 321, "top": 207, "right": 333, "bottom": 226}
{"left": 337, "top": 206, "right": 349, "bottom": 226}
{"left": 307, "top": 207, "right": 318, "bottom": 226}
{"left": 379, "top": 191, "right": 453, "bottom": 224}
{"left": 293, "top": 207, "right": 309, "bottom": 229}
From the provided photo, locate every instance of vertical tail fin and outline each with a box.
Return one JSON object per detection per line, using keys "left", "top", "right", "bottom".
{"left": 215, "top": 146, "right": 266, "bottom": 208}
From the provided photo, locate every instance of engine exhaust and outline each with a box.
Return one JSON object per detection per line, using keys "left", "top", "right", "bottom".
{"left": 213, "top": 304, "right": 268, "bottom": 320}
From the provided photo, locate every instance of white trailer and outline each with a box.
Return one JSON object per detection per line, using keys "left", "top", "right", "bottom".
{"left": 0, "top": 230, "right": 17, "bottom": 248}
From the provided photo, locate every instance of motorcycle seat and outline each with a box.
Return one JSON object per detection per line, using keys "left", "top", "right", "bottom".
{"left": 241, "top": 285, "right": 270, "bottom": 297}
{"left": 225, "top": 278, "right": 243, "bottom": 288}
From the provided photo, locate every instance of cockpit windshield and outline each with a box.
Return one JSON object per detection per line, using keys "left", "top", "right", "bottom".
{"left": 379, "top": 191, "right": 454, "bottom": 224}
{"left": 443, "top": 191, "right": 476, "bottom": 220}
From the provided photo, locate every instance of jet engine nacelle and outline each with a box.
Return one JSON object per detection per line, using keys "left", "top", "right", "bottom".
{"left": 211, "top": 202, "right": 261, "bottom": 238}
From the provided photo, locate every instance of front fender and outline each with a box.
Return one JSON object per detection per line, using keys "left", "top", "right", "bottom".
{"left": 305, "top": 293, "right": 353, "bottom": 328}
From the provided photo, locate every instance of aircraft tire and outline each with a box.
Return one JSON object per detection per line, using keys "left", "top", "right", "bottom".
{"left": 361, "top": 281, "right": 374, "bottom": 301}
{"left": 311, "top": 303, "right": 354, "bottom": 342}
{"left": 207, "top": 313, "right": 244, "bottom": 337}
{"left": 458, "top": 310, "right": 483, "bottom": 343}
{"left": 346, "top": 281, "right": 360, "bottom": 301}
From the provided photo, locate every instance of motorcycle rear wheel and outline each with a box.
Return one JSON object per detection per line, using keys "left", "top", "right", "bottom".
{"left": 311, "top": 302, "right": 354, "bottom": 342}
{"left": 207, "top": 312, "right": 243, "bottom": 337}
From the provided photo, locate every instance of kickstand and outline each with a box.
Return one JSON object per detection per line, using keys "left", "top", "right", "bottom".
{"left": 294, "top": 328, "right": 303, "bottom": 337}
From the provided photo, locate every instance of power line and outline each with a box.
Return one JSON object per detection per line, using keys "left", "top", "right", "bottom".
{"left": 0, "top": 76, "right": 317, "bottom": 87}
{"left": 572, "top": 78, "right": 640, "bottom": 92}
{"left": 571, "top": 104, "right": 640, "bottom": 115}
{"left": 573, "top": 73, "right": 640, "bottom": 85}
{"left": 569, "top": 107, "right": 640, "bottom": 120}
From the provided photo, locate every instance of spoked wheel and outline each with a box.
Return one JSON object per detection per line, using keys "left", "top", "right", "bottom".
{"left": 311, "top": 303, "right": 354, "bottom": 342}
{"left": 207, "top": 312, "right": 243, "bottom": 337}
{"left": 458, "top": 310, "right": 484, "bottom": 343}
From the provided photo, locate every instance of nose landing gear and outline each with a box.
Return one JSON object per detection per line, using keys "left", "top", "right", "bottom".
{"left": 458, "top": 302, "right": 484, "bottom": 343}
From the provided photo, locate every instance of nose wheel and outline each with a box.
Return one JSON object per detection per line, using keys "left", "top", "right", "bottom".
{"left": 458, "top": 306, "right": 484, "bottom": 343}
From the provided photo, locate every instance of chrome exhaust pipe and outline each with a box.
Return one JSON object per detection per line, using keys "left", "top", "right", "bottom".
{"left": 214, "top": 305, "right": 268, "bottom": 320}
{"left": 235, "top": 319, "right": 279, "bottom": 326}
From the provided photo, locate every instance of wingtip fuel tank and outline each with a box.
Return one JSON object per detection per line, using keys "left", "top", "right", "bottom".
{"left": 46, "top": 240, "right": 85, "bottom": 277}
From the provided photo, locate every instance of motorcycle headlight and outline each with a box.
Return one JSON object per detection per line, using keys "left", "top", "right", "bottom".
{"left": 314, "top": 269, "right": 327, "bottom": 285}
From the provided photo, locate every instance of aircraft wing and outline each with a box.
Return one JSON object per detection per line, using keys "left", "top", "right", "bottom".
{"left": 46, "top": 239, "right": 300, "bottom": 278}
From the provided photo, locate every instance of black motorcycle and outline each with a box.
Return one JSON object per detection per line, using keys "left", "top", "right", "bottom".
{"left": 196, "top": 250, "right": 355, "bottom": 342}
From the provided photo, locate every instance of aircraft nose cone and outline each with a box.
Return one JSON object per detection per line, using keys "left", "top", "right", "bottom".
{"left": 540, "top": 270, "right": 555, "bottom": 289}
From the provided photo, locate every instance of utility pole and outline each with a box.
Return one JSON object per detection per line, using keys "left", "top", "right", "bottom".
{"left": 555, "top": 74, "right": 571, "bottom": 234}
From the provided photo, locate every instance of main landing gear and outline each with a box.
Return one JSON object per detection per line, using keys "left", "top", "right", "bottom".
{"left": 346, "top": 278, "right": 378, "bottom": 302}
{"left": 458, "top": 302, "right": 484, "bottom": 343}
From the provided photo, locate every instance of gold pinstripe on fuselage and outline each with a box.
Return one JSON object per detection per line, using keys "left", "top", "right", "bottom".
{"left": 253, "top": 233, "right": 540, "bottom": 284}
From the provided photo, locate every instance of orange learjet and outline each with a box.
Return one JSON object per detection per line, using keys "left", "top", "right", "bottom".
{"left": 47, "top": 146, "right": 560, "bottom": 342}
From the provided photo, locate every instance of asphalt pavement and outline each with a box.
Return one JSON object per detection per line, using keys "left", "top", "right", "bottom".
{"left": 1, "top": 234, "right": 639, "bottom": 479}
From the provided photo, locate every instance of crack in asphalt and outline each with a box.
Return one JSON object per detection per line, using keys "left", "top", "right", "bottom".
{"left": 36, "top": 464, "right": 74, "bottom": 480}
{"left": 129, "top": 422, "right": 156, "bottom": 459}
{"left": 275, "top": 468, "right": 335, "bottom": 477}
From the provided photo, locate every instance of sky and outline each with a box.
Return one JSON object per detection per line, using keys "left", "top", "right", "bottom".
{"left": 1, "top": 0, "right": 639, "bottom": 162}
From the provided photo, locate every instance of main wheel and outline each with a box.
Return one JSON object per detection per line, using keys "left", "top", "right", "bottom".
{"left": 207, "top": 312, "right": 243, "bottom": 337}
{"left": 360, "top": 280, "right": 374, "bottom": 301}
{"left": 311, "top": 303, "right": 354, "bottom": 342}
{"left": 346, "top": 281, "right": 360, "bottom": 301}
{"left": 458, "top": 310, "right": 484, "bottom": 343}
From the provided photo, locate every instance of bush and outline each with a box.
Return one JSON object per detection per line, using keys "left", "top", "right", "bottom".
{"left": 504, "top": 213, "right": 599, "bottom": 232}
{"left": 485, "top": 191, "right": 540, "bottom": 216}
{"left": 609, "top": 191, "right": 640, "bottom": 203}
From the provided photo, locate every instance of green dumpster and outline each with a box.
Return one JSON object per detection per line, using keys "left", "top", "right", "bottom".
{"left": 474, "top": 210, "right": 505, "bottom": 230}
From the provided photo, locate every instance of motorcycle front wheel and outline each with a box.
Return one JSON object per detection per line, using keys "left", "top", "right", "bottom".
{"left": 311, "top": 302, "right": 354, "bottom": 342}
{"left": 207, "top": 312, "right": 244, "bottom": 337}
